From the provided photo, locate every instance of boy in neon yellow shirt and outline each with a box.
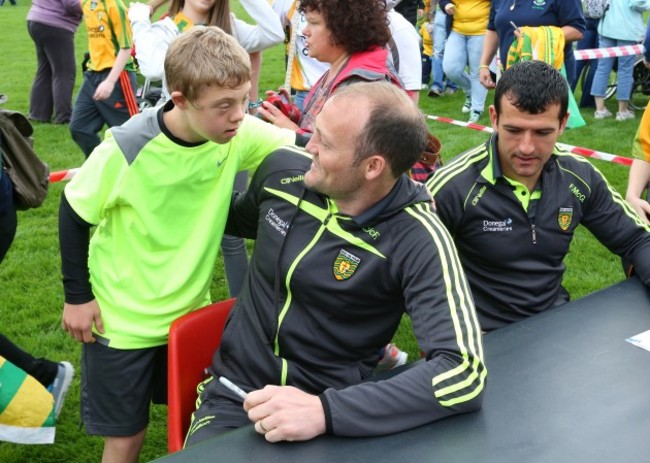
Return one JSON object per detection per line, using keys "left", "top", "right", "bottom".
{"left": 58, "top": 26, "right": 296, "bottom": 462}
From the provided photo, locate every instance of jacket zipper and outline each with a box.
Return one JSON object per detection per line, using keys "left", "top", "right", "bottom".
{"left": 530, "top": 223, "right": 537, "bottom": 244}
{"left": 274, "top": 212, "right": 332, "bottom": 385}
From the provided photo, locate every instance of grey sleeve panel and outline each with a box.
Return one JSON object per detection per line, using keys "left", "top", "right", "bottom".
{"left": 110, "top": 109, "right": 162, "bottom": 165}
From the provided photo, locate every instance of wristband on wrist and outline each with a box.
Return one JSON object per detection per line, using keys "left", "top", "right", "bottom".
{"left": 248, "top": 99, "right": 263, "bottom": 110}
{"left": 479, "top": 64, "right": 490, "bottom": 70}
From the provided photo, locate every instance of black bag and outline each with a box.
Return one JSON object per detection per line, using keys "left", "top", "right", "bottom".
{"left": 0, "top": 109, "right": 49, "bottom": 210}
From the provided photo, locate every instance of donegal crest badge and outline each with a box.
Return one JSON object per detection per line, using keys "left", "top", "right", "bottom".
{"left": 333, "top": 249, "right": 361, "bottom": 281}
{"left": 557, "top": 207, "right": 573, "bottom": 231}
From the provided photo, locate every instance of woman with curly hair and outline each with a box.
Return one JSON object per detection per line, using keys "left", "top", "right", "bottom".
{"left": 258, "top": 0, "right": 400, "bottom": 135}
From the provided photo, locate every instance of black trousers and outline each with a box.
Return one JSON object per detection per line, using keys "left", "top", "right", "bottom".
{"left": 27, "top": 21, "right": 77, "bottom": 124}
{"left": 69, "top": 69, "right": 136, "bottom": 157}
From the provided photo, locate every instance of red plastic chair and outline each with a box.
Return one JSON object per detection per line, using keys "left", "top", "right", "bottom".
{"left": 167, "top": 298, "right": 236, "bottom": 453}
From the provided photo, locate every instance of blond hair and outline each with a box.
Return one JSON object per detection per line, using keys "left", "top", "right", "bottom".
{"left": 164, "top": 26, "right": 250, "bottom": 103}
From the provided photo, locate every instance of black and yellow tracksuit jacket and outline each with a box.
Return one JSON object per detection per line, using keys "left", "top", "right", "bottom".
{"left": 210, "top": 147, "right": 486, "bottom": 436}
{"left": 427, "top": 135, "right": 650, "bottom": 331}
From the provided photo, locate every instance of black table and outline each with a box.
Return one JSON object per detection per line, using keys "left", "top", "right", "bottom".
{"left": 154, "top": 277, "right": 650, "bottom": 462}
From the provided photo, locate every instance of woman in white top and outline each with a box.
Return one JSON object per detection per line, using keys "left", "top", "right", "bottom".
{"left": 128, "top": 0, "right": 284, "bottom": 102}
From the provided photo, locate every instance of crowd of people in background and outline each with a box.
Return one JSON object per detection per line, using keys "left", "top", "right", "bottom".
{"left": 4, "top": 0, "right": 650, "bottom": 460}
{"left": 19, "top": 0, "right": 650, "bottom": 132}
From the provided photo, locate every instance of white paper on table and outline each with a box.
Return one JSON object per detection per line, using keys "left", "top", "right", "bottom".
{"left": 626, "top": 329, "right": 650, "bottom": 352}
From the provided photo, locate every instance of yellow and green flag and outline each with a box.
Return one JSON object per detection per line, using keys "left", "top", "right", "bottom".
{"left": 0, "top": 355, "right": 56, "bottom": 444}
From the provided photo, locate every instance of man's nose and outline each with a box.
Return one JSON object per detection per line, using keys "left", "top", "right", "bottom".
{"left": 519, "top": 131, "right": 535, "bottom": 155}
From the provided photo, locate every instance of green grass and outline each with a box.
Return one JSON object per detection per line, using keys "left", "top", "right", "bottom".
{"left": 0, "top": 2, "right": 642, "bottom": 461}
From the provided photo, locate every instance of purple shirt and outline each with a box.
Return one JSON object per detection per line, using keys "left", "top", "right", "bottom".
{"left": 27, "top": 0, "right": 83, "bottom": 33}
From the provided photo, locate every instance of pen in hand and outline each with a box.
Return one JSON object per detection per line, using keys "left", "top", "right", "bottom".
{"left": 219, "top": 376, "right": 248, "bottom": 401}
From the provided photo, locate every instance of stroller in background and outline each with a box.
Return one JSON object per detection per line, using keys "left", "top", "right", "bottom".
{"left": 135, "top": 77, "right": 163, "bottom": 110}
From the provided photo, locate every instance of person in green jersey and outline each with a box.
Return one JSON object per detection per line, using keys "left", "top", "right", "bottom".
{"left": 58, "top": 26, "right": 296, "bottom": 463}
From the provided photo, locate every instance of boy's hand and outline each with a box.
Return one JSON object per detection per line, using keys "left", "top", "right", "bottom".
{"left": 94, "top": 80, "right": 116, "bottom": 101}
{"left": 62, "top": 300, "right": 105, "bottom": 343}
{"left": 244, "top": 385, "right": 326, "bottom": 443}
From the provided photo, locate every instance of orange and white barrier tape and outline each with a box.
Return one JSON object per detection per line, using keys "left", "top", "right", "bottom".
{"left": 573, "top": 44, "right": 644, "bottom": 61}
{"left": 49, "top": 114, "right": 632, "bottom": 184}
{"left": 426, "top": 115, "right": 633, "bottom": 167}
{"left": 495, "top": 44, "right": 645, "bottom": 68}
{"left": 49, "top": 168, "right": 79, "bottom": 183}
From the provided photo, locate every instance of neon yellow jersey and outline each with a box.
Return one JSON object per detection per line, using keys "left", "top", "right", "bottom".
{"left": 82, "top": 0, "right": 134, "bottom": 72}
{"left": 64, "top": 110, "right": 295, "bottom": 348}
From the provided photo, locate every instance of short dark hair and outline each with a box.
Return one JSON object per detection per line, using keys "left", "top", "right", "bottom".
{"left": 299, "top": 0, "right": 390, "bottom": 55}
{"left": 335, "top": 82, "right": 428, "bottom": 178}
{"left": 494, "top": 61, "right": 568, "bottom": 121}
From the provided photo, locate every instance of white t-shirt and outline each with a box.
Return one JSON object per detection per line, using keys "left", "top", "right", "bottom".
{"left": 131, "top": 0, "right": 284, "bottom": 98}
{"left": 387, "top": 10, "right": 422, "bottom": 92}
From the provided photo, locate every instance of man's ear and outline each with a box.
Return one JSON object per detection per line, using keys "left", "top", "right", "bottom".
{"left": 558, "top": 111, "right": 569, "bottom": 135}
{"left": 365, "top": 155, "right": 387, "bottom": 181}
{"left": 170, "top": 91, "right": 188, "bottom": 109}
{"left": 488, "top": 105, "right": 498, "bottom": 131}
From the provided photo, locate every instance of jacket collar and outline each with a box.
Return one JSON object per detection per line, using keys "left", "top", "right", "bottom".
{"left": 351, "top": 174, "right": 431, "bottom": 227}
{"left": 478, "top": 134, "right": 560, "bottom": 186}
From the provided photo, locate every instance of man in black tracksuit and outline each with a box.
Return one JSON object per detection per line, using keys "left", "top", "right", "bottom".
{"left": 185, "top": 82, "right": 485, "bottom": 445}
{"left": 428, "top": 61, "right": 650, "bottom": 331}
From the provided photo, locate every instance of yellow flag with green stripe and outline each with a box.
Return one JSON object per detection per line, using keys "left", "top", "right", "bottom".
{"left": 0, "top": 356, "right": 56, "bottom": 444}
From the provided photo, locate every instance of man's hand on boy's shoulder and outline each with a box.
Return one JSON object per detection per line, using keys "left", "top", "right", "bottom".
{"left": 62, "top": 299, "right": 105, "bottom": 343}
